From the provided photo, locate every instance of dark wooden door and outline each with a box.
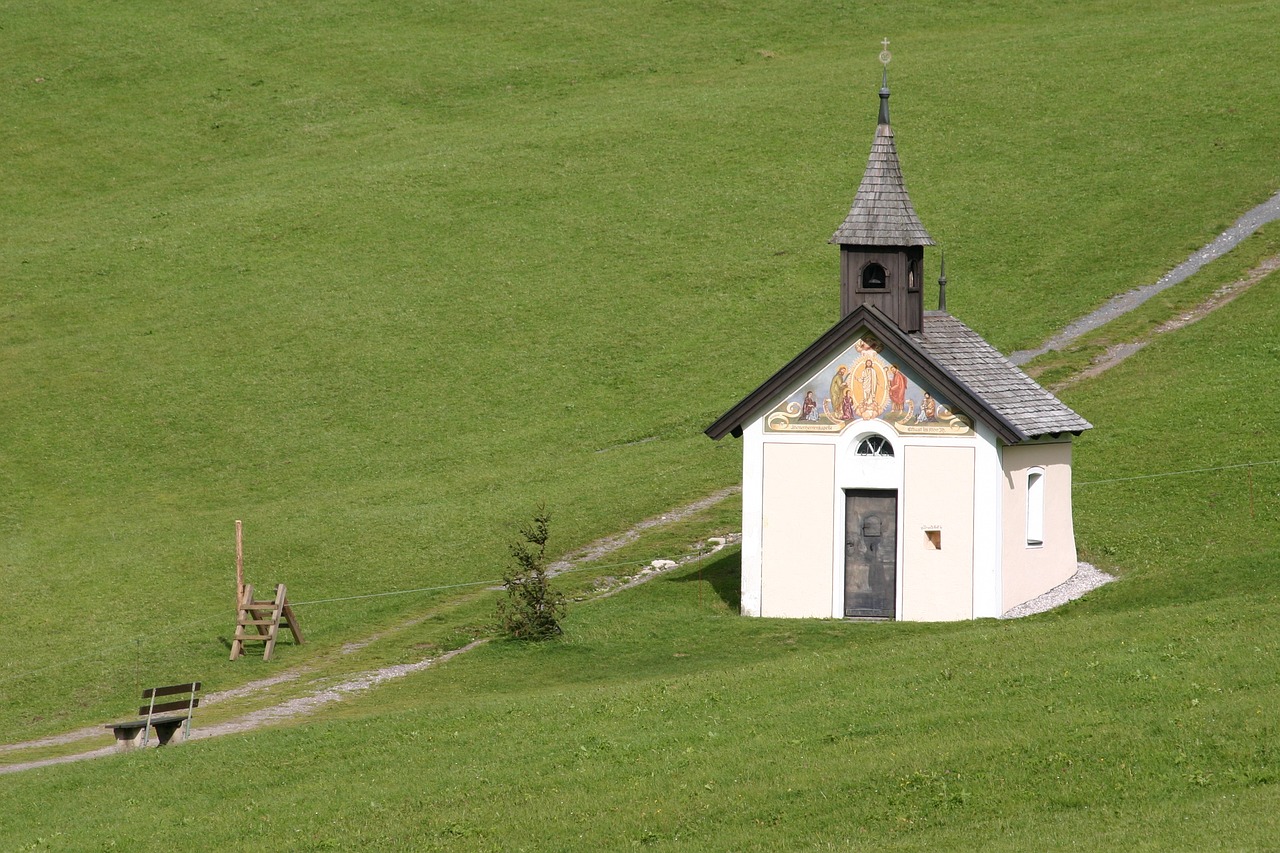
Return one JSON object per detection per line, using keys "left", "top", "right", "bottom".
{"left": 844, "top": 489, "right": 897, "bottom": 619}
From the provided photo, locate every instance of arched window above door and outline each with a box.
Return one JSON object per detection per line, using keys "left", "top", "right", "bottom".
{"left": 856, "top": 435, "right": 894, "bottom": 457}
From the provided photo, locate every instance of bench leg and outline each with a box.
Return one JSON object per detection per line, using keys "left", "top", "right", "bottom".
{"left": 111, "top": 726, "right": 147, "bottom": 751}
{"left": 152, "top": 720, "right": 186, "bottom": 746}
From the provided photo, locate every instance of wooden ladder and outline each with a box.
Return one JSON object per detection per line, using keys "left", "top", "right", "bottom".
{"left": 230, "top": 582, "right": 304, "bottom": 661}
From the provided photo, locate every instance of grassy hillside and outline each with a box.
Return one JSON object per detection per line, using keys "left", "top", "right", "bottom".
{"left": 1, "top": 266, "right": 1277, "bottom": 846}
{"left": 2, "top": 0, "right": 1278, "bottom": 754}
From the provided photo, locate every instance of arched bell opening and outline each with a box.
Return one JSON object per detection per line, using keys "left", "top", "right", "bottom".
{"left": 860, "top": 261, "right": 888, "bottom": 290}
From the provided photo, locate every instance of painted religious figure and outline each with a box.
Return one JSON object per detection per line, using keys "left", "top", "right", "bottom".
{"left": 800, "top": 390, "right": 819, "bottom": 421}
{"left": 765, "top": 335, "right": 972, "bottom": 436}
{"left": 887, "top": 364, "right": 907, "bottom": 415}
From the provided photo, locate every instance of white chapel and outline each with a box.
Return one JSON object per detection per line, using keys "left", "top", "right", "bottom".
{"left": 705, "top": 66, "right": 1091, "bottom": 621}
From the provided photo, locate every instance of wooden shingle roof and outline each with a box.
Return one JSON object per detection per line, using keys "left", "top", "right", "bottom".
{"left": 830, "top": 84, "right": 935, "bottom": 248}
{"left": 913, "top": 312, "right": 1092, "bottom": 438}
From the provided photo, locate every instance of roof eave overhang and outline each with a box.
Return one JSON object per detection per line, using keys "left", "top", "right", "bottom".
{"left": 828, "top": 235, "right": 937, "bottom": 247}
{"left": 705, "top": 306, "right": 1026, "bottom": 445}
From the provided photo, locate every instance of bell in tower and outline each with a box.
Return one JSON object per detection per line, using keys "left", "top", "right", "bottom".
{"left": 831, "top": 49, "right": 935, "bottom": 332}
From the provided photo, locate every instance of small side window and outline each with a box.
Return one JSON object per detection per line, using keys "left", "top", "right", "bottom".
{"left": 1026, "top": 468, "right": 1045, "bottom": 547}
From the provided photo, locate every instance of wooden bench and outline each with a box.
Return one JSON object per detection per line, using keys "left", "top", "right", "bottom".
{"left": 104, "top": 682, "right": 201, "bottom": 750}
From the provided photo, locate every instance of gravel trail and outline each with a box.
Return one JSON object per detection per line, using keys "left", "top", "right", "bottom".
{"left": 1011, "top": 190, "right": 1280, "bottom": 365}
{"left": 0, "top": 531, "right": 737, "bottom": 775}
{"left": 1049, "top": 252, "right": 1280, "bottom": 390}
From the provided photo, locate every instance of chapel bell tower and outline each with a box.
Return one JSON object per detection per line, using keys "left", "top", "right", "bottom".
{"left": 831, "top": 57, "right": 935, "bottom": 332}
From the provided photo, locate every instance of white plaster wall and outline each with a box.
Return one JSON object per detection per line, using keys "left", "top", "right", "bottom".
{"left": 760, "top": 442, "right": 836, "bottom": 618}
{"left": 972, "top": 422, "right": 1004, "bottom": 618}
{"left": 739, "top": 419, "right": 765, "bottom": 616}
{"left": 901, "top": 445, "right": 975, "bottom": 621}
{"left": 740, "top": 402, "right": 1003, "bottom": 622}
{"left": 1001, "top": 441, "right": 1078, "bottom": 611}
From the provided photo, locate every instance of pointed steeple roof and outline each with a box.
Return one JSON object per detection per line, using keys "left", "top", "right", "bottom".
{"left": 831, "top": 70, "right": 935, "bottom": 247}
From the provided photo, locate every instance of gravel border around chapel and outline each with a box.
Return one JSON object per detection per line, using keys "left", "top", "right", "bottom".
{"left": 1001, "top": 562, "right": 1114, "bottom": 619}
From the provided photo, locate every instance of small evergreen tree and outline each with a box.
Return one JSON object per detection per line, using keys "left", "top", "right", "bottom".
{"left": 497, "top": 506, "right": 565, "bottom": 640}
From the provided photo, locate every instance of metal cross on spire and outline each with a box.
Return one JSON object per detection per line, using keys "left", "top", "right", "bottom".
{"left": 876, "top": 38, "right": 892, "bottom": 124}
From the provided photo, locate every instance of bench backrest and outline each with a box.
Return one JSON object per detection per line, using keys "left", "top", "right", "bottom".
{"left": 139, "top": 682, "right": 202, "bottom": 717}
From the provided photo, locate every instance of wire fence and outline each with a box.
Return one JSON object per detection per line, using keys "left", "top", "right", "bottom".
{"left": 3, "top": 457, "right": 1277, "bottom": 689}
{"left": 0, "top": 554, "right": 673, "bottom": 687}
{"left": 287, "top": 554, "right": 658, "bottom": 608}
{"left": 1074, "top": 458, "right": 1280, "bottom": 487}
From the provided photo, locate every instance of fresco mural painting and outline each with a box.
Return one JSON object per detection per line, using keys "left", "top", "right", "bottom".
{"left": 765, "top": 336, "right": 973, "bottom": 436}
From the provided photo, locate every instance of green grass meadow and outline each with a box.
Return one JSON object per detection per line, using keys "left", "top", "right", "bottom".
{"left": 3, "top": 0, "right": 1280, "bottom": 848}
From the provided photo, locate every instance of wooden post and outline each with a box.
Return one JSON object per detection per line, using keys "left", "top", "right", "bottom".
{"left": 228, "top": 520, "right": 305, "bottom": 662}
{"left": 235, "top": 520, "right": 244, "bottom": 603}
{"left": 230, "top": 583, "right": 254, "bottom": 661}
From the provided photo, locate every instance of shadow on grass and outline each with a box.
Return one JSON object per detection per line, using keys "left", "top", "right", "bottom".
{"left": 667, "top": 550, "right": 740, "bottom": 611}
